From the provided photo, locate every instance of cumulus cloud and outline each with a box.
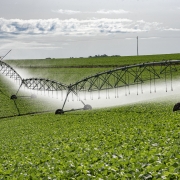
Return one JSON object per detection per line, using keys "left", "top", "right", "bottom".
{"left": 0, "top": 18, "right": 162, "bottom": 36}
{"left": 0, "top": 37, "right": 64, "bottom": 51}
{"left": 96, "top": 9, "right": 129, "bottom": 14}
{"left": 164, "top": 28, "right": 180, "bottom": 31}
{"left": 52, "top": 9, "right": 81, "bottom": 14}
{"left": 0, "top": 18, "right": 58, "bottom": 34}
{"left": 52, "top": 9, "right": 129, "bottom": 14}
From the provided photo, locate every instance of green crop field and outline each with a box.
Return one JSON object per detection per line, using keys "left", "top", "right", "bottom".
{"left": 6, "top": 53, "right": 180, "bottom": 83}
{"left": 6, "top": 53, "right": 180, "bottom": 68}
{"left": 0, "top": 54, "right": 180, "bottom": 179}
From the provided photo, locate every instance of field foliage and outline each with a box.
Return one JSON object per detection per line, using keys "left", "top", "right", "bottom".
{"left": 0, "top": 54, "right": 180, "bottom": 179}
{"left": 0, "top": 103, "right": 180, "bottom": 179}
{"left": 6, "top": 53, "right": 180, "bottom": 67}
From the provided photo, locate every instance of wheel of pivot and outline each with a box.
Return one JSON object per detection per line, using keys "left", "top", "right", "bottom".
{"left": 173, "top": 102, "right": 180, "bottom": 112}
{"left": 10, "top": 95, "right": 17, "bottom": 100}
{"left": 55, "top": 109, "right": 64, "bottom": 114}
{"left": 83, "top": 104, "right": 92, "bottom": 110}
{"left": 31, "top": 94, "right": 37, "bottom": 99}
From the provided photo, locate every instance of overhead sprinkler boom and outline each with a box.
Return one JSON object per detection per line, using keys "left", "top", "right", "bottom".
{"left": 1, "top": 50, "right": 180, "bottom": 114}
{"left": 0, "top": 50, "right": 11, "bottom": 61}
{"left": 0, "top": 60, "right": 22, "bottom": 83}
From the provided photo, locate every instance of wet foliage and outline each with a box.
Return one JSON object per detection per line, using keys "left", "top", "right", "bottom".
{"left": 0, "top": 103, "right": 180, "bottom": 179}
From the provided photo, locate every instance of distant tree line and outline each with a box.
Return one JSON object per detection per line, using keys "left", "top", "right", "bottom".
{"left": 46, "top": 54, "right": 121, "bottom": 59}
{"left": 88, "top": 54, "right": 120, "bottom": 58}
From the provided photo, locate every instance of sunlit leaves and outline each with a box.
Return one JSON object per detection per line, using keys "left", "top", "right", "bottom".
{"left": 0, "top": 102, "right": 180, "bottom": 179}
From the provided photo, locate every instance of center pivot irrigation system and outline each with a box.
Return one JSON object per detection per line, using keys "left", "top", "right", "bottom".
{"left": 1, "top": 50, "right": 180, "bottom": 114}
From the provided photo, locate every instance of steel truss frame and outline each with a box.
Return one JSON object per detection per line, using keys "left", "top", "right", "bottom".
{"left": 56, "top": 60, "right": 180, "bottom": 113}
{"left": 0, "top": 50, "right": 22, "bottom": 84}
{"left": 22, "top": 78, "right": 67, "bottom": 91}
{"left": 71, "top": 60, "right": 179, "bottom": 92}
{"left": 1, "top": 57, "right": 180, "bottom": 114}
{"left": 0, "top": 60, "right": 22, "bottom": 82}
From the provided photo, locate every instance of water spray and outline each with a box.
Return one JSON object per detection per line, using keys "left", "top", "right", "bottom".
{"left": 1, "top": 50, "right": 180, "bottom": 114}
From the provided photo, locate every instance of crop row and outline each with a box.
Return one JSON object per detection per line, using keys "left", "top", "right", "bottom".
{"left": 0, "top": 102, "right": 180, "bottom": 179}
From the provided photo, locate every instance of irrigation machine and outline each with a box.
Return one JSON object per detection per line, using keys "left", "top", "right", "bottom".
{"left": 1, "top": 50, "right": 180, "bottom": 114}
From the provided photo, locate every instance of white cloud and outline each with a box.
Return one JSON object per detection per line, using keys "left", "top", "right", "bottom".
{"left": 96, "top": 9, "right": 129, "bottom": 14}
{"left": 125, "top": 37, "right": 159, "bottom": 40}
{"left": 0, "top": 18, "right": 163, "bottom": 37}
{"left": 52, "top": 9, "right": 81, "bottom": 14}
{"left": 164, "top": 28, "right": 180, "bottom": 31}
{"left": 52, "top": 9, "right": 129, "bottom": 14}
{"left": 140, "top": 37, "right": 160, "bottom": 40}
{"left": 0, "top": 38, "right": 63, "bottom": 50}
{"left": 137, "top": 20, "right": 145, "bottom": 23}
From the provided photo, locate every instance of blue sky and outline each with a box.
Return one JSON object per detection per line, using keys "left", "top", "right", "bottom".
{"left": 0, "top": 0, "right": 180, "bottom": 59}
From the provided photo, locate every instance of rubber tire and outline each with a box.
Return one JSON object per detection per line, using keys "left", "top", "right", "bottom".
{"left": 83, "top": 104, "right": 92, "bottom": 110}
{"left": 55, "top": 109, "right": 64, "bottom": 114}
{"left": 10, "top": 95, "right": 17, "bottom": 100}
{"left": 173, "top": 102, "right": 180, "bottom": 112}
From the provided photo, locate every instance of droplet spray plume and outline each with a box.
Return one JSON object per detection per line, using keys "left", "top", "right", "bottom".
{"left": 17, "top": 79, "right": 180, "bottom": 111}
